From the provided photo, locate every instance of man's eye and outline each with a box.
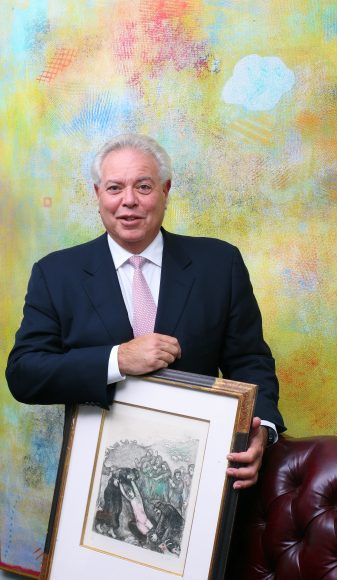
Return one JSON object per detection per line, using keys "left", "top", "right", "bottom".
{"left": 106, "top": 185, "right": 121, "bottom": 194}
{"left": 138, "top": 184, "right": 152, "bottom": 193}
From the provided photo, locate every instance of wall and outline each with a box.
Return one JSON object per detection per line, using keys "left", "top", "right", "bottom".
{"left": 1, "top": 0, "right": 336, "bottom": 575}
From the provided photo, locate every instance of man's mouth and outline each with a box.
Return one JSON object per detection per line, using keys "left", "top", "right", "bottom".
{"left": 118, "top": 215, "right": 142, "bottom": 221}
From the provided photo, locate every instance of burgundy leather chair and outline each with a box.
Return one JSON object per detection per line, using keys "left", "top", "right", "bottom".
{"left": 226, "top": 436, "right": 337, "bottom": 580}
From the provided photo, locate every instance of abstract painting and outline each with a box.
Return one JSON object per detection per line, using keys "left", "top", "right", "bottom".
{"left": 1, "top": 0, "right": 336, "bottom": 575}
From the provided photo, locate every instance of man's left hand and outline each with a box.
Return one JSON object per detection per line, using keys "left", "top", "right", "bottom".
{"left": 226, "top": 417, "right": 268, "bottom": 489}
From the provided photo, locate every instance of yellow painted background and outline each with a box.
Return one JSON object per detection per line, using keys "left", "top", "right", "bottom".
{"left": 0, "top": 0, "right": 336, "bottom": 574}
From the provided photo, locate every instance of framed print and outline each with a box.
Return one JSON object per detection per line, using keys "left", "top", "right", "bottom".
{"left": 40, "top": 369, "right": 256, "bottom": 580}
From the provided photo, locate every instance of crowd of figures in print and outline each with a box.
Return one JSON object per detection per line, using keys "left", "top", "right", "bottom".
{"left": 93, "top": 437, "right": 198, "bottom": 556}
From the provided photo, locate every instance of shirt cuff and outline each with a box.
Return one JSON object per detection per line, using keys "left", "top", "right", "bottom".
{"left": 260, "top": 420, "right": 278, "bottom": 445}
{"left": 107, "top": 345, "right": 126, "bottom": 385}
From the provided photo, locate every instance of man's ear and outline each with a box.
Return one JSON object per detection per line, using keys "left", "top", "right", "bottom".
{"left": 94, "top": 184, "right": 99, "bottom": 198}
{"left": 163, "top": 181, "right": 171, "bottom": 209}
{"left": 163, "top": 180, "right": 171, "bottom": 198}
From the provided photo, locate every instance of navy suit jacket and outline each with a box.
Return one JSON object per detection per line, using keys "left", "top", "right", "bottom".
{"left": 6, "top": 229, "right": 285, "bottom": 431}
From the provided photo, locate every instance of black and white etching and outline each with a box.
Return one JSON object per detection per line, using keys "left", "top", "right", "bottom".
{"left": 93, "top": 437, "right": 198, "bottom": 557}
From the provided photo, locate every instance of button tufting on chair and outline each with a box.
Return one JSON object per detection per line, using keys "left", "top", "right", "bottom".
{"left": 226, "top": 436, "right": 337, "bottom": 580}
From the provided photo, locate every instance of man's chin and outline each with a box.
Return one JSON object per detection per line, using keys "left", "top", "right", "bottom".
{"left": 108, "top": 231, "right": 150, "bottom": 253}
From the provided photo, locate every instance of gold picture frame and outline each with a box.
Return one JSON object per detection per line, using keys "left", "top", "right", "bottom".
{"left": 41, "top": 369, "right": 256, "bottom": 580}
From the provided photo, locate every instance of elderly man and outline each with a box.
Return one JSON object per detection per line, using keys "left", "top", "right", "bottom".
{"left": 6, "top": 134, "right": 285, "bottom": 489}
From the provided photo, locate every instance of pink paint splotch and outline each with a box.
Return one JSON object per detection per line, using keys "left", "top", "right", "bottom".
{"left": 111, "top": 11, "right": 209, "bottom": 90}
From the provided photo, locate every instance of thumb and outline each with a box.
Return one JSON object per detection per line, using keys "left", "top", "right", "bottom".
{"left": 251, "top": 416, "right": 262, "bottom": 430}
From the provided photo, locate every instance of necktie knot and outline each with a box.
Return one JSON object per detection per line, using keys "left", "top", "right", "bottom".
{"left": 129, "top": 255, "right": 146, "bottom": 270}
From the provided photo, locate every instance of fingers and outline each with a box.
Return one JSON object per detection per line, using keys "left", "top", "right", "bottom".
{"left": 118, "top": 333, "right": 181, "bottom": 375}
{"left": 226, "top": 417, "right": 267, "bottom": 490}
{"left": 226, "top": 463, "right": 259, "bottom": 489}
{"left": 155, "top": 334, "right": 182, "bottom": 359}
{"left": 226, "top": 449, "right": 261, "bottom": 489}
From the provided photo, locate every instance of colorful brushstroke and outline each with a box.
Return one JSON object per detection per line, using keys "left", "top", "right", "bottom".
{"left": 1, "top": 0, "right": 336, "bottom": 575}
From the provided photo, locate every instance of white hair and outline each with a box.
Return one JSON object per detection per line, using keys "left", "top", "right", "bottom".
{"left": 91, "top": 133, "right": 172, "bottom": 185}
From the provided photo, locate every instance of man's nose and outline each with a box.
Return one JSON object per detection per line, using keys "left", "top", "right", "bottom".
{"left": 122, "top": 186, "right": 138, "bottom": 206}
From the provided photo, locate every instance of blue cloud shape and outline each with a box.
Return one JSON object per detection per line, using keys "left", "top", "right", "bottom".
{"left": 221, "top": 54, "right": 295, "bottom": 111}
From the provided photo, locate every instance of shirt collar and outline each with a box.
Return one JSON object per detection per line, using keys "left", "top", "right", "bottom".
{"left": 107, "top": 231, "right": 163, "bottom": 269}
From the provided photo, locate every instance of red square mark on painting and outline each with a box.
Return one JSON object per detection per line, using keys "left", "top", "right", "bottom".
{"left": 43, "top": 197, "right": 52, "bottom": 207}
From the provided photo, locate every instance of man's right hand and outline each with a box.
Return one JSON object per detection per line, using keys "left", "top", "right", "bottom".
{"left": 118, "top": 333, "right": 181, "bottom": 375}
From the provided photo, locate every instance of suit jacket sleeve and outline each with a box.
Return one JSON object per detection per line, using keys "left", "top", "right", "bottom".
{"left": 6, "top": 262, "right": 113, "bottom": 407}
{"left": 220, "top": 247, "right": 284, "bottom": 430}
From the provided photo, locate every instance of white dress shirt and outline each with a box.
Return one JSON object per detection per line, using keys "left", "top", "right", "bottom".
{"left": 106, "top": 231, "right": 163, "bottom": 384}
{"left": 105, "top": 231, "right": 277, "bottom": 442}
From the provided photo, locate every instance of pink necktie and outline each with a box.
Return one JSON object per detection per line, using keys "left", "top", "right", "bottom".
{"left": 129, "top": 255, "right": 157, "bottom": 336}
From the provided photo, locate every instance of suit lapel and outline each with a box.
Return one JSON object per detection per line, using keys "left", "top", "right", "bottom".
{"left": 155, "top": 230, "right": 195, "bottom": 336}
{"left": 80, "top": 231, "right": 195, "bottom": 341}
{"left": 81, "top": 234, "right": 134, "bottom": 343}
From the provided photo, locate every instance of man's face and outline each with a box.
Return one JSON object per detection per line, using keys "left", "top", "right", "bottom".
{"left": 95, "top": 148, "right": 170, "bottom": 253}
{"left": 154, "top": 507, "right": 161, "bottom": 518}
